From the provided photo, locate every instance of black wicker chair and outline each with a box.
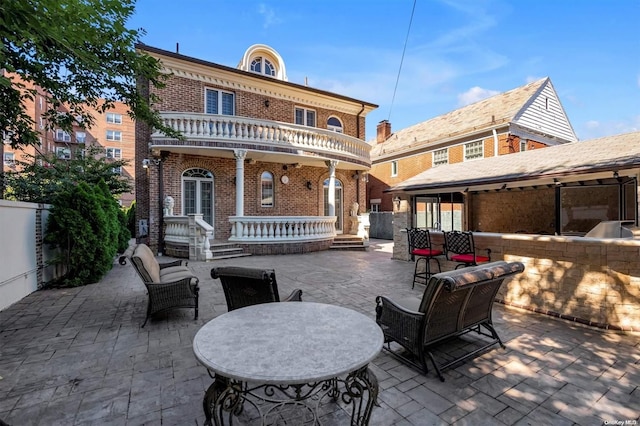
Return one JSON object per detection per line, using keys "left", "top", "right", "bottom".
{"left": 444, "top": 230, "right": 491, "bottom": 269}
{"left": 406, "top": 228, "right": 444, "bottom": 288}
{"left": 376, "top": 261, "right": 524, "bottom": 381}
{"left": 210, "top": 266, "right": 302, "bottom": 312}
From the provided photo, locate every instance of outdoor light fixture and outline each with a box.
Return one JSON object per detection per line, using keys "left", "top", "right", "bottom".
{"left": 613, "top": 171, "right": 619, "bottom": 179}
{"left": 306, "top": 181, "right": 312, "bottom": 190}
{"left": 142, "top": 159, "right": 150, "bottom": 168}
{"left": 264, "top": 99, "right": 270, "bottom": 107}
{"left": 393, "top": 196, "right": 401, "bottom": 209}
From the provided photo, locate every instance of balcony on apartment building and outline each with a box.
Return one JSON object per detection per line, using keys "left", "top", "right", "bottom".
{"left": 149, "top": 112, "right": 372, "bottom": 168}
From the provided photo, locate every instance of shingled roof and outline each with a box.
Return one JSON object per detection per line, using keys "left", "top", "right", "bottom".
{"left": 387, "top": 131, "right": 640, "bottom": 194}
{"left": 372, "top": 77, "right": 577, "bottom": 161}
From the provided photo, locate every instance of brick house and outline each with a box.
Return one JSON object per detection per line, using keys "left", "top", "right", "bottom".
{"left": 135, "top": 44, "right": 377, "bottom": 256}
{"left": 368, "top": 77, "right": 578, "bottom": 219}
{"left": 2, "top": 71, "right": 136, "bottom": 207}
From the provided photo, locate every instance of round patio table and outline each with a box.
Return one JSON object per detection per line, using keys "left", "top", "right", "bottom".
{"left": 193, "top": 301, "right": 383, "bottom": 425}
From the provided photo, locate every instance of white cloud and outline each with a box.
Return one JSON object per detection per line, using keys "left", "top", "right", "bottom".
{"left": 579, "top": 116, "right": 640, "bottom": 140}
{"left": 457, "top": 86, "right": 499, "bottom": 106}
{"left": 585, "top": 120, "right": 600, "bottom": 129}
{"left": 257, "top": 4, "right": 282, "bottom": 29}
{"left": 526, "top": 75, "right": 542, "bottom": 83}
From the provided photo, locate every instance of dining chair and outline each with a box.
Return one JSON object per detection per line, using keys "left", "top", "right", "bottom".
{"left": 443, "top": 230, "right": 491, "bottom": 269}
{"left": 406, "top": 228, "right": 444, "bottom": 288}
{"left": 210, "top": 266, "right": 302, "bottom": 311}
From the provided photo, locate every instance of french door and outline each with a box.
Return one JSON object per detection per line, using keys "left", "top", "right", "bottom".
{"left": 182, "top": 168, "right": 214, "bottom": 226}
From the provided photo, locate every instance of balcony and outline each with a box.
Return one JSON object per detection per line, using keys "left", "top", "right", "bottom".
{"left": 150, "top": 113, "right": 371, "bottom": 167}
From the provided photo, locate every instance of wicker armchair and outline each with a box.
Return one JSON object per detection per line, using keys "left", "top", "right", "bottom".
{"left": 376, "top": 261, "right": 524, "bottom": 381}
{"left": 129, "top": 244, "right": 199, "bottom": 327}
{"left": 210, "top": 266, "right": 302, "bottom": 312}
{"left": 444, "top": 230, "right": 491, "bottom": 269}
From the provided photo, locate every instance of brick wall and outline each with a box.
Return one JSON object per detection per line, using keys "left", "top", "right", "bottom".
{"left": 471, "top": 189, "right": 556, "bottom": 234}
{"left": 151, "top": 75, "right": 363, "bottom": 137}
{"left": 369, "top": 132, "right": 552, "bottom": 212}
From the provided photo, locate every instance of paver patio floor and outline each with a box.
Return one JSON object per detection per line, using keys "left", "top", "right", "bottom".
{"left": 1, "top": 240, "right": 638, "bottom": 425}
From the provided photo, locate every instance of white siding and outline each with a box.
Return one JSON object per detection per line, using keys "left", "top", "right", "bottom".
{"left": 513, "top": 81, "right": 578, "bottom": 143}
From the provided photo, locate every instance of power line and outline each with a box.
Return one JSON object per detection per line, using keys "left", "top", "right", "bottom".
{"left": 388, "top": 0, "right": 417, "bottom": 123}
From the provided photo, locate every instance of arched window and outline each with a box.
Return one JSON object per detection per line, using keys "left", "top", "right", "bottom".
{"left": 327, "top": 117, "right": 343, "bottom": 133}
{"left": 261, "top": 171, "right": 274, "bottom": 207}
{"left": 250, "top": 57, "right": 276, "bottom": 77}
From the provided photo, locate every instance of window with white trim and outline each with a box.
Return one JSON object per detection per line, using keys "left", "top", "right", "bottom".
{"left": 464, "top": 141, "right": 484, "bottom": 160}
{"left": 76, "top": 132, "right": 86, "bottom": 143}
{"left": 106, "top": 148, "right": 122, "bottom": 159}
{"left": 370, "top": 203, "right": 380, "bottom": 212}
{"left": 327, "top": 117, "right": 343, "bottom": 133}
{"left": 261, "top": 171, "right": 274, "bottom": 207}
{"left": 106, "top": 113, "right": 122, "bottom": 124}
{"left": 4, "top": 152, "right": 15, "bottom": 165}
{"left": 520, "top": 139, "right": 527, "bottom": 152}
{"left": 391, "top": 160, "right": 398, "bottom": 177}
{"left": 55, "top": 129, "right": 71, "bottom": 142}
{"left": 205, "top": 88, "right": 235, "bottom": 115}
{"left": 56, "top": 147, "right": 71, "bottom": 159}
{"left": 250, "top": 56, "right": 276, "bottom": 77}
{"left": 295, "top": 107, "right": 316, "bottom": 127}
{"left": 433, "top": 148, "right": 448, "bottom": 166}
{"left": 106, "top": 130, "right": 122, "bottom": 141}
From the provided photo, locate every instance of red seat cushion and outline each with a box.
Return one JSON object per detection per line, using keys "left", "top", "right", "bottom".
{"left": 451, "top": 254, "right": 490, "bottom": 264}
{"left": 412, "top": 249, "right": 443, "bottom": 257}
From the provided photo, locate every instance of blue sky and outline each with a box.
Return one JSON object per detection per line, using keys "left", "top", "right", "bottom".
{"left": 129, "top": 0, "right": 639, "bottom": 142}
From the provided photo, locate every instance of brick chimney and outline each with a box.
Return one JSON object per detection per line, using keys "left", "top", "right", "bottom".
{"left": 376, "top": 120, "right": 392, "bottom": 143}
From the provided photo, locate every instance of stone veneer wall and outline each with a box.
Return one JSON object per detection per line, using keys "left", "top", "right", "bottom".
{"left": 393, "top": 220, "right": 640, "bottom": 331}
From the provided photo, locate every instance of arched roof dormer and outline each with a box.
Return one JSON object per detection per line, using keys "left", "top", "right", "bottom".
{"left": 237, "top": 44, "right": 288, "bottom": 81}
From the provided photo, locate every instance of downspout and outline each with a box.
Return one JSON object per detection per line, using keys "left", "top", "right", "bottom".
{"left": 492, "top": 129, "right": 499, "bottom": 157}
{"left": 356, "top": 103, "right": 365, "bottom": 139}
{"left": 355, "top": 103, "right": 366, "bottom": 210}
{"left": 158, "top": 151, "right": 169, "bottom": 255}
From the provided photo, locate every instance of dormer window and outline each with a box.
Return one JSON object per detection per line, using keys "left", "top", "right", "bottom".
{"left": 239, "top": 45, "right": 288, "bottom": 81}
{"left": 250, "top": 57, "right": 275, "bottom": 77}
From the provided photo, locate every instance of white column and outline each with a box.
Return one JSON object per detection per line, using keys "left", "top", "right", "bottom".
{"left": 326, "top": 160, "right": 338, "bottom": 217}
{"left": 234, "top": 149, "right": 247, "bottom": 237}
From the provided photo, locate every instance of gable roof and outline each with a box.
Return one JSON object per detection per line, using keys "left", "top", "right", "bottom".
{"left": 372, "top": 77, "right": 578, "bottom": 161}
{"left": 387, "top": 131, "right": 640, "bottom": 194}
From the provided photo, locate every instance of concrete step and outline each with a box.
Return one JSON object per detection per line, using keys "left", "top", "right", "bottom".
{"left": 329, "top": 244, "right": 368, "bottom": 251}
{"left": 208, "top": 241, "right": 251, "bottom": 260}
{"left": 209, "top": 253, "right": 253, "bottom": 260}
{"left": 330, "top": 235, "right": 369, "bottom": 251}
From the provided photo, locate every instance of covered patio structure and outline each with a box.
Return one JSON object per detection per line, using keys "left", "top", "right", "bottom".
{"left": 388, "top": 131, "right": 640, "bottom": 331}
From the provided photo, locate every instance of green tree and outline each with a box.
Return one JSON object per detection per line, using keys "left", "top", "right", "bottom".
{"left": 4, "top": 145, "right": 131, "bottom": 203}
{"left": 0, "top": 0, "right": 178, "bottom": 150}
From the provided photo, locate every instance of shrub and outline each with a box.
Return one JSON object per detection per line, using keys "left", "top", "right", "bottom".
{"left": 44, "top": 180, "right": 129, "bottom": 287}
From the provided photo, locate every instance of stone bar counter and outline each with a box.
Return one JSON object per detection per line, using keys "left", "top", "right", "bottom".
{"left": 394, "top": 230, "right": 640, "bottom": 332}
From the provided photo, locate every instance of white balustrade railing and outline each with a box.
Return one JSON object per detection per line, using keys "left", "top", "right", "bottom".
{"left": 164, "top": 215, "right": 213, "bottom": 261}
{"left": 193, "top": 217, "right": 213, "bottom": 261}
{"left": 164, "top": 216, "right": 190, "bottom": 245}
{"left": 229, "top": 216, "right": 336, "bottom": 243}
{"left": 152, "top": 113, "right": 371, "bottom": 162}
